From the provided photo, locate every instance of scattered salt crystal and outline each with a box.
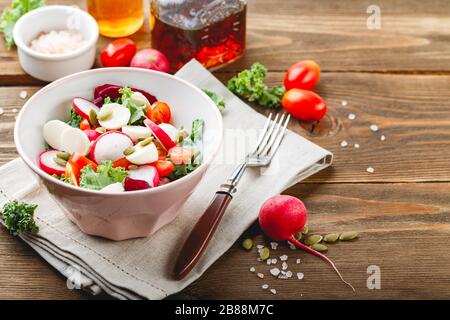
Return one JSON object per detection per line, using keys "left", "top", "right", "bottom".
{"left": 340, "top": 140, "right": 348, "bottom": 147}
{"left": 266, "top": 259, "right": 272, "bottom": 265}
{"left": 280, "top": 255, "right": 288, "bottom": 261}
{"left": 296, "top": 258, "right": 301, "bottom": 264}
{"left": 348, "top": 113, "right": 356, "bottom": 120}
{"left": 341, "top": 100, "right": 348, "bottom": 106}
{"left": 278, "top": 271, "right": 289, "bottom": 279}
{"left": 297, "top": 272, "right": 304, "bottom": 280}
{"left": 12, "top": 108, "right": 18, "bottom": 113}
{"left": 250, "top": 267, "right": 255, "bottom": 273}
{"left": 270, "top": 242, "right": 278, "bottom": 250}
{"left": 270, "top": 288, "right": 277, "bottom": 295}
{"left": 0, "top": 107, "right": 4, "bottom": 115}
{"left": 354, "top": 143, "right": 360, "bottom": 149}
{"left": 270, "top": 268, "right": 281, "bottom": 277}
{"left": 366, "top": 167, "right": 375, "bottom": 173}
{"left": 262, "top": 284, "right": 269, "bottom": 290}
{"left": 257, "top": 258, "right": 262, "bottom": 262}
{"left": 271, "top": 258, "right": 277, "bottom": 264}
{"left": 257, "top": 273, "right": 264, "bottom": 279}
{"left": 370, "top": 124, "right": 379, "bottom": 132}
{"left": 256, "top": 245, "right": 264, "bottom": 249}
{"left": 19, "top": 90, "right": 27, "bottom": 99}
{"left": 286, "top": 271, "right": 293, "bottom": 278}
{"left": 381, "top": 135, "right": 386, "bottom": 141}
{"left": 282, "top": 262, "right": 288, "bottom": 270}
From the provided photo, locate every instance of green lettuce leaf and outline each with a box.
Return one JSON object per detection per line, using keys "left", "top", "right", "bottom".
{"left": 79, "top": 160, "right": 128, "bottom": 191}
{"left": 66, "top": 107, "right": 83, "bottom": 128}
{"left": 119, "top": 86, "right": 147, "bottom": 125}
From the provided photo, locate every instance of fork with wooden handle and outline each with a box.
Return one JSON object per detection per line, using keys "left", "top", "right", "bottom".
{"left": 174, "top": 113, "right": 291, "bottom": 280}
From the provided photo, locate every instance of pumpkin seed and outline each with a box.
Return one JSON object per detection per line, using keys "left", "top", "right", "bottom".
{"left": 89, "top": 109, "right": 99, "bottom": 126}
{"left": 128, "top": 165, "right": 139, "bottom": 170}
{"left": 339, "top": 231, "right": 359, "bottom": 241}
{"left": 310, "top": 243, "right": 328, "bottom": 252}
{"left": 53, "top": 157, "right": 67, "bottom": 167}
{"left": 259, "top": 247, "right": 270, "bottom": 261}
{"left": 140, "top": 137, "right": 153, "bottom": 147}
{"left": 242, "top": 238, "right": 253, "bottom": 251}
{"left": 56, "top": 152, "right": 70, "bottom": 161}
{"left": 304, "top": 235, "right": 323, "bottom": 246}
{"left": 123, "top": 147, "right": 136, "bottom": 156}
{"left": 324, "top": 233, "right": 339, "bottom": 243}
{"left": 95, "top": 127, "right": 106, "bottom": 134}
{"left": 97, "top": 109, "right": 113, "bottom": 121}
{"left": 301, "top": 225, "right": 309, "bottom": 235}
{"left": 294, "top": 231, "right": 302, "bottom": 241}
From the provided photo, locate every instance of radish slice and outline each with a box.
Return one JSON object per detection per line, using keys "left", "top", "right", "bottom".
{"left": 125, "top": 141, "right": 158, "bottom": 165}
{"left": 90, "top": 131, "right": 133, "bottom": 164}
{"left": 122, "top": 125, "right": 151, "bottom": 142}
{"left": 124, "top": 177, "right": 150, "bottom": 191}
{"left": 131, "top": 92, "right": 150, "bottom": 107}
{"left": 38, "top": 150, "right": 66, "bottom": 176}
{"left": 43, "top": 120, "right": 71, "bottom": 150}
{"left": 158, "top": 123, "right": 178, "bottom": 142}
{"left": 98, "top": 103, "right": 131, "bottom": 130}
{"left": 144, "top": 119, "right": 176, "bottom": 150}
{"left": 100, "top": 182, "right": 125, "bottom": 193}
{"left": 83, "top": 129, "right": 101, "bottom": 142}
{"left": 127, "top": 165, "right": 159, "bottom": 188}
{"left": 60, "top": 127, "right": 91, "bottom": 156}
{"left": 72, "top": 97, "right": 100, "bottom": 120}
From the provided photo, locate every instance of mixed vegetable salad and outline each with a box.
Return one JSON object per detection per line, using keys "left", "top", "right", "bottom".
{"left": 40, "top": 84, "right": 204, "bottom": 192}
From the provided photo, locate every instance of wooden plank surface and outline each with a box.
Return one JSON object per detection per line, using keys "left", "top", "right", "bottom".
{"left": 0, "top": 0, "right": 450, "bottom": 300}
{"left": 1, "top": 0, "right": 450, "bottom": 85}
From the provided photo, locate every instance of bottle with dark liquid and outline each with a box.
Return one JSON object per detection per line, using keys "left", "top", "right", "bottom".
{"left": 150, "top": 0, "right": 247, "bottom": 72}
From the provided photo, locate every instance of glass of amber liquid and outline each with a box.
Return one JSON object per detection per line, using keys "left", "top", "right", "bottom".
{"left": 87, "top": 0, "right": 144, "bottom": 38}
{"left": 150, "top": 0, "right": 247, "bottom": 72}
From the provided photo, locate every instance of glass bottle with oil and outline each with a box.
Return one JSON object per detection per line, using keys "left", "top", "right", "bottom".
{"left": 87, "top": 0, "right": 144, "bottom": 38}
{"left": 150, "top": 0, "right": 247, "bottom": 72}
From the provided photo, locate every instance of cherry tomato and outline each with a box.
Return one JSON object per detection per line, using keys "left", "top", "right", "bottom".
{"left": 146, "top": 101, "right": 171, "bottom": 124}
{"left": 155, "top": 141, "right": 168, "bottom": 160}
{"left": 65, "top": 161, "right": 81, "bottom": 186}
{"left": 284, "top": 60, "right": 320, "bottom": 91}
{"left": 70, "top": 153, "right": 98, "bottom": 171}
{"left": 154, "top": 160, "right": 174, "bottom": 177}
{"left": 79, "top": 119, "right": 91, "bottom": 131}
{"left": 100, "top": 38, "right": 137, "bottom": 68}
{"left": 112, "top": 157, "right": 132, "bottom": 170}
{"left": 282, "top": 89, "right": 327, "bottom": 122}
{"left": 168, "top": 147, "right": 193, "bottom": 165}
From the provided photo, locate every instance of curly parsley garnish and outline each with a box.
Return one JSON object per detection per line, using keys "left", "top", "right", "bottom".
{"left": 227, "top": 63, "right": 285, "bottom": 108}
{"left": 1, "top": 200, "right": 39, "bottom": 235}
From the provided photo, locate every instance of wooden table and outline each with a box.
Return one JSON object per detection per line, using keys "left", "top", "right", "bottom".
{"left": 1, "top": 0, "right": 450, "bottom": 299}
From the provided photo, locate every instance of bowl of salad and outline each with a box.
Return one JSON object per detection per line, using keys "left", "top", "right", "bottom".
{"left": 14, "top": 68, "right": 223, "bottom": 240}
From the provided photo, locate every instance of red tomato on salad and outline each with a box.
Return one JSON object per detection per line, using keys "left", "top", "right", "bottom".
{"left": 112, "top": 157, "right": 132, "bottom": 170}
{"left": 282, "top": 89, "right": 327, "bottom": 122}
{"left": 146, "top": 101, "right": 171, "bottom": 124}
{"left": 65, "top": 161, "right": 81, "bottom": 186}
{"left": 101, "top": 38, "right": 137, "bottom": 68}
{"left": 154, "top": 160, "right": 174, "bottom": 177}
{"left": 79, "top": 119, "right": 91, "bottom": 131}
{"left": 284, "top": 60, "right": 320, "bottom": 91}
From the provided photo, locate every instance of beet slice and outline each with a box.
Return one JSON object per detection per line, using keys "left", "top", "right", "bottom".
{"left": 93, "top": 84, "right": 157, "bottom": 106}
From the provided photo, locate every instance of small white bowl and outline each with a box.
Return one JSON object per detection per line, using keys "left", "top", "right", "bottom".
{"left": 13, "top": 5, "right": 99, "bottom": 82}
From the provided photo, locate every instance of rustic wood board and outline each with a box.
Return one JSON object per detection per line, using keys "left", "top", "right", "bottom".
{"left": 0, "top": 0, "right": 450, "bottom": 300}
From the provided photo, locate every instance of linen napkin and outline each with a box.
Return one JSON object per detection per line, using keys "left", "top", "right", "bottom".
{"left": 0, "top": 60, "right": 332, "bottom": 299}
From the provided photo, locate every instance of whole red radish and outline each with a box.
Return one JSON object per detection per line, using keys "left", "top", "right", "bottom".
{"left": 130, "top": 49, "right": 170, "bottom": 73}
{"left": 259, "top": 195, "right": 355, "bottom": 291}
{"left": 284, "top": 60, "right": 320, "bottom": 91}
{"left": 282, "top": 89, "right": 327, "bottom": 122}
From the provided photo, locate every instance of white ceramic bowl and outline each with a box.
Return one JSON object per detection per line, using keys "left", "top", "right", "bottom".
{"left": 14, "top": 68, "right": 223, "bottom": 240}
{"left": 13, "top": 5, "right": 99, "bottom": 82}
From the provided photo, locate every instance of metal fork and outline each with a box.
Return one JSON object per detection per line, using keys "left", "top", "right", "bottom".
{"left": 174, "top": 113, "right": 291, "bottom": 280}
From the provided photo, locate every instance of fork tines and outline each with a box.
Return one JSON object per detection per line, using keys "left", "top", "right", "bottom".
{"left": 253, "top": 112, "right": 290, "bottom": 160}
